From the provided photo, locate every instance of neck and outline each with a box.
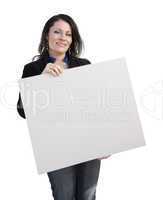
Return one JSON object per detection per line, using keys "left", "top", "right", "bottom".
{"left": 49, "top": 50, "right": 65, "bottom": 61}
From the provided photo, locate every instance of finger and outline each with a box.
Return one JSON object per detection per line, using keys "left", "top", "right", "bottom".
{"left": 63, "top": 63, "right": 67, "bottom": 68}
{"left": 48, "top": 65, "right": 60, "bottom": 75}
{"left": 48, "top": 69, "right": 58, "bottom": 76}
{"left": 52, "top": 66, "right": 63, "bottom": 75}
{"left": 51, "top": 70, "right": 58, "bottom": 76}
{"left": 52, "top": 67, "right": 61, "bottom": 75}
{"left": 55, "top": 61, "right": 65, "bottom": 69}
{"left": 44, "top": 64, "right": 53, "bottom": 73}
{"left": 54, "top": 64, "right": 64, "bottom": 73}
{"left": 46, "top": 63, "right": 54, "bottom": 71}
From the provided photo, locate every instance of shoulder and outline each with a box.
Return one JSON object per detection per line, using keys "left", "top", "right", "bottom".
{"left": 72, "top": 56, "right": 91, "bottom": 64}
{"left": 69, "top": 56, "right": 91, "bottom": 68}
{"left": 21, "top": 59, "right": 44, "bottom": 78}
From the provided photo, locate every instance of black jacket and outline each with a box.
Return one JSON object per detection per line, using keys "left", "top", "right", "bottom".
{"left": 17, "top": 53, "right": 91, "bottom": 119}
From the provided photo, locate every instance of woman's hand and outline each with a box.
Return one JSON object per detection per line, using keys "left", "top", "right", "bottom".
{"left": 42, "top": 60, "right": 65, "bottom": 76}
{"left": 98, "top": 155, "right": 111, "bottom": 160}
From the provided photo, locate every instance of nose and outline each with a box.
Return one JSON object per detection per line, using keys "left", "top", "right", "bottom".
{"left": 59, "top": 32, "right": 66, "bottom": 40}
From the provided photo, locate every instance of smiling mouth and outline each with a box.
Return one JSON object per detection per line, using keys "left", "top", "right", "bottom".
{"left": 56, "top": 42, "right": 67, "bottom": 47}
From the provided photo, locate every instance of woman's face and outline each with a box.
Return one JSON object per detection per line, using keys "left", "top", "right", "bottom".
{"left": 47, "top": 19, "right": 72, "bottom": 55}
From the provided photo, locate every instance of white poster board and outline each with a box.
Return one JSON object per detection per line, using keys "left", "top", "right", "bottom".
{"left": 19, "top": 58, "right": 145, "bottom": 174}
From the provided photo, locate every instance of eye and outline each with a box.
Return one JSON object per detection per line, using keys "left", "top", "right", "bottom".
{"left": 54, "top": 30, "right": 60, "bottom": 34}
{"left": 67, "top": 33, "right": 72, "bottom": 37}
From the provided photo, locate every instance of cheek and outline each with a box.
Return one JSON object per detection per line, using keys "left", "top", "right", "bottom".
{"left": 48, "top": 37, "right": 57, "bottom": 47}
{"left": 49, "top": 36, "right": 56, "bottom": 43}
{"left": 68, "top": 38, "right": 72, "bottom": 46}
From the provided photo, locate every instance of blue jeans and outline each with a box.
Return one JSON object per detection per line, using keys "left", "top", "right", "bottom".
{"left": 47, "top": 159, "right": 101, "bottom": 200}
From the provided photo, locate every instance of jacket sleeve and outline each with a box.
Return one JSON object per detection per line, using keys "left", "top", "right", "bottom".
{"left": 85, "top": 59, "right": 91, "bottom": 64}
{"left": 17, "top": 64, "right": 37, "bottom": 119}
{"left": 17, "top": 92, "right": 25, "bottom": 118}
{"left": 80, "top": 58, "right": 91, "bottom": 66}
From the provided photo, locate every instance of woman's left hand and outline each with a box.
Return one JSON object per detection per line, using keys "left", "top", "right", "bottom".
{"left": 98, "top": 155, "right": 111, "bottom": 160}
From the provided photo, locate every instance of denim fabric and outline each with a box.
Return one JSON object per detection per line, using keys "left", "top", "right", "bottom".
{"left": 47, "top": 159, "right": 101, "bottom": 200}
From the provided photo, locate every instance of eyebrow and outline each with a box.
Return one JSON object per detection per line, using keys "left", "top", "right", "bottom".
{"left": 54, "top": 28, "right": 72, "bottom": 33}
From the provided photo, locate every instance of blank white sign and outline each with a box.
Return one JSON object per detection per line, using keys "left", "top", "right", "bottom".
{"left": 19, "top": 58, "right": 145, "bottom": 174}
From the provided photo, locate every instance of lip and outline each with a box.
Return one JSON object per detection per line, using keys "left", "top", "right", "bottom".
{"left": 56, "top": 42, "right": 67, "bottom": 47}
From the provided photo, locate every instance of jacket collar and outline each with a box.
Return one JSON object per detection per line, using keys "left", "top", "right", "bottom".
{"left": 47, "top": 54, "right": 69, "bottom": 64}
{"left": 38, "top": 52, "right": 80, "bottom": 72}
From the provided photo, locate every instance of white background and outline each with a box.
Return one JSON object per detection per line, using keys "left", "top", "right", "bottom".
{"left": 0, "top": 0, "right": 162, "bottom": 199}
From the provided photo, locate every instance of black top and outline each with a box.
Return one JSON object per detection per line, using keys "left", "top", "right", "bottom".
{"left": 17, "top": 53, "right": 91, "bottom": 119}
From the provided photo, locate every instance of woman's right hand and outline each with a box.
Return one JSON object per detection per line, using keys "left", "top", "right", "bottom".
{"left": 42, "top": 61, "right": 65, "bottom": 76}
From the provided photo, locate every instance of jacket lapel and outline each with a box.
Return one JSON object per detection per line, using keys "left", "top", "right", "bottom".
{"left": 68, "top": 55, "right": 80, "bottom": 68}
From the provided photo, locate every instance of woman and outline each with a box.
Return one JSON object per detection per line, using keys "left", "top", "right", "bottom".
{"left": 17, "top": 14, "right": 110, "bottom": 200}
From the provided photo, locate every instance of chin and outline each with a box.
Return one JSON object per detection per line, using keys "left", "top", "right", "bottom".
{"left": 55, "top": 48, "right": 67, "bottom": 54}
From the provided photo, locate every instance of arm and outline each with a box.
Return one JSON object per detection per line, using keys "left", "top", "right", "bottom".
{"left": 17, "top": 93, "right": 26, "bottom": 119}
{"left": 17, "top": 64, "right": 38, "bottom": 119}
